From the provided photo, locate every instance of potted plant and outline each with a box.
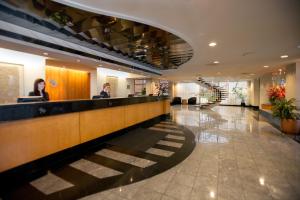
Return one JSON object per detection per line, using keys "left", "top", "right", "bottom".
{"left": 232, "top": 85, "right": 246, "bottom": 106}
{"left": 272, "top": 98, "right": 300, "bottom": 134}
{"left": 49, "top": 10, "right": 73, "bottom": 26}
{"left": 267, "top": 85, "right": 285, "bottom": 105}
{"left": 141, "top": 88, "right": 146, "bottom": 95}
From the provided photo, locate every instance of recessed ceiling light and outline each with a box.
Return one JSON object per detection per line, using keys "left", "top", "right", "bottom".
{"left": 213, "top": 61, "right": 219, "bottom": 64}
{"left": 280, "top": 55, "right": 288, "bottom": 58}
{"left": 209, "top": 42, "right": 217, "bottom": 47}
{"left": 249, "top": 73, "right": 256, "bottom": 76}
{"left": 76, "top": 59, "right": 80, "bottom": 62}
{"left": 263, "top": 65, "right": 269, "bottom": 68}
{"left": 43, "top": 52, "right": 48, "bottom": 56}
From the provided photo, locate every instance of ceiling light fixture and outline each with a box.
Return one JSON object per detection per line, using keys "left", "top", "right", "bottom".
{"left": 209, "top": 42, "right": 217, "bottom": 47}
{"left": 280, "top": 55, "right": 288, "bottom": 58}
{"left": 263, "top": 65, "right": 269, "bottom": 68}
{"left": 213, "top": 61, "right": 219, "bottom": 64}
{"left": 43, "top": 52, "right": 48, "bottom": 56}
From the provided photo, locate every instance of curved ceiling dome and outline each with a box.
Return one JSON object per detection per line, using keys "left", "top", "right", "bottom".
{"left": 4, "top": 0, "right": 193, "bottom": 70}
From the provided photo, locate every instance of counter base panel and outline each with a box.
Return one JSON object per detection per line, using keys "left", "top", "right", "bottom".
{"left": 0, "top": 100, "right": 170, "bottom": 172}
{"left": 0, "top": 114, "right": 170, "bottom": 191}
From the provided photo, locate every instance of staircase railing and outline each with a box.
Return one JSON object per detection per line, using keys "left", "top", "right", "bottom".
{"left": 196, "top": 78, "right": 228, "bottom": 107}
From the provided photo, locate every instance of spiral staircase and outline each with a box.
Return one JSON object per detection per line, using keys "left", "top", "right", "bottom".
{"left": 196, "top": 77, "right": 229, "bottom": 108}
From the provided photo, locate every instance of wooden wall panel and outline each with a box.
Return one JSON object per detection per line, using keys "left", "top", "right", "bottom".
{"left": 45, "top": 66, "right": 90, "bottom": 100}
{"left": 45, "top": 66, "right": 66, "bottom": 100}
{"left": 0, "top": 113, "right": 80, "bottom": 172}
{"left": 80, "top": 106, "right": 125, "bottom": 143}
{"left": 147, "top": 101, "right": 164, "bottom": 119}
{"left": 124, "top": 103, "right": 148, "bottom": 127}
{"left": 0, "top": 100, "right": 169, "bottom": 171}
{"left": 164, "top": 100, "right": 171, "bottom": 114}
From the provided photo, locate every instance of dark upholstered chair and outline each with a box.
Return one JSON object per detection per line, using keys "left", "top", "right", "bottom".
{"left": 171, "top": 97, "right": 182, "bottom": 105}
{"left": 188, "top": 97, "right": 197, "bottom": 105}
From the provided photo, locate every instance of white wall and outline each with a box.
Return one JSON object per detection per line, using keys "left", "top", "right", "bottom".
{"left": 285, "top": 64, "right": 296, "bottom": 99}
{"left": 90, "top": 70, "right": 98, "bottom": 98}
{"left": 174, "top": 83, "right": 200, "bottom": 102}
{"left": 258, "top": 63, "right": 300, "bottom": 109}
{"left": 285, "top": 64, "right": 296, "bottom": 101}
{"left": 249, "top": 79, "right": 260, "bottom": 107}
{"left": 259, "top": 72, "right": 274, "bottom": 107}
{"left": 0, "top": 48, "right": 46, "bottom": 96}
{"left": 296, "top": 62, "right": 300, "bottom": 109}
{"left": 96, "top": 68, "right": 133, "bottom": 97}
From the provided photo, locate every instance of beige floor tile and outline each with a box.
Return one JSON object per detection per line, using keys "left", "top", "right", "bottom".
{"left": 30, "top": 172, "right": 73, "bottom": 195}
{"left": 146, "top": 147, "right": 174, "bottom": 157}
{"left": 165, "top": 182, "right": 192, "bottom": 200}
{"left": 157, "top": 140, "right": 183, "bottom": 148}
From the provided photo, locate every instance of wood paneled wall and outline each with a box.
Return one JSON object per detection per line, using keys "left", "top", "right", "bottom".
{"left": 0, "top": 113, "right": 80, "bottom": 172}
{"left": 45, "top": 66, "right": 90, "bottom": 100}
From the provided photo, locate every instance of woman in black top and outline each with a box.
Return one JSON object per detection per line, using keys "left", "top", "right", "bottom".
{"left": 29, "top": 78, "right": 49, "bottom": 101}
{"left": 99, "top": 83, "right": 110, "bottom": 98}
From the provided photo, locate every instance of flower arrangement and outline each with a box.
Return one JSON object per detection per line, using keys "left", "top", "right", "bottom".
{"left": 267, "top": 85, "right": 285, "bottom": 104}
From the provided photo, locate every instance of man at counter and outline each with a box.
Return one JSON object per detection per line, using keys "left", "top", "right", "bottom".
{"left": 99, "top": 83, "right": 111, "bottom": 98}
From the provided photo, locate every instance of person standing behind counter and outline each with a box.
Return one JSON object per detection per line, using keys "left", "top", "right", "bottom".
{"left": 28, "top": 78, "right": 49, "bottom": 101}
{"left": 99, "top": 83, "right": 111, "bottom": 98}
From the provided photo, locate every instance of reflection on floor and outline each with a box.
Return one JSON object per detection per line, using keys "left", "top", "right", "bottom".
{"left": 82, "top": 105, "right": 300, "bottom": 200}
{"left": 2, "top": 105, "right": 300, "bottom": 200}
{"left": 1, "top": 118, "right": 195, "bottom": 200}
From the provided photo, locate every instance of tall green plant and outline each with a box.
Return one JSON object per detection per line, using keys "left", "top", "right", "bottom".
{"left": 272, "top": 98, "right": 297, "bottom": 119}
{"left": 232, "top": 84, "right": 246, "bottom": 102}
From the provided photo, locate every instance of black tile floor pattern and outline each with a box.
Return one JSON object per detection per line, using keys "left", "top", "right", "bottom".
{"left": 1, "top": 120, "right": 195, "bottom": 200}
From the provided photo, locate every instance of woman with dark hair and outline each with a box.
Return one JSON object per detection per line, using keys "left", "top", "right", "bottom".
{"left": 29, "top": 78, "right": 49, "bottom": 101}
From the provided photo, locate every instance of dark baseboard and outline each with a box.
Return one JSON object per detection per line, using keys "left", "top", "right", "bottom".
{"left": 219, "top": 104, "right": 259, "bottom": 110}
{"left": 0, "top": 114, "right": 170, "bottom": 191}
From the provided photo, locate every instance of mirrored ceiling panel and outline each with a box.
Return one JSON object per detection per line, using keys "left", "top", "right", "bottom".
{"left": 3, "top": 0, "right": 193, "bottom": 70}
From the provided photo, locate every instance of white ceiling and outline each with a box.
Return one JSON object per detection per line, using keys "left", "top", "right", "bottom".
{"left": 56, "top": 0, "right": 300, "bottom": 81}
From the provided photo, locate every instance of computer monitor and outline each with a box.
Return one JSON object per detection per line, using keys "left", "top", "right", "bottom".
{"left": 17, "top": 96, "right": 44, "bottom": 103}
{"left": 92, "top": 95, "right": 101, "bottom": 100}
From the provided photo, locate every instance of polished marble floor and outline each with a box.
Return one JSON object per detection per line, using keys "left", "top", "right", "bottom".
{"left": 81, "top": 105, "right": 300, "bottom": 200}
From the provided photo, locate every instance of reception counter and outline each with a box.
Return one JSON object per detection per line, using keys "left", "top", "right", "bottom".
{"left": 0, "top": 96, "right": 170, "bottom": 172}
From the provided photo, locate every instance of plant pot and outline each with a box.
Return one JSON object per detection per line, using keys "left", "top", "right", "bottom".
{"left": 261, "top": 104, "right": 273, "bottom": 110}
{"left": 281, "top": 119, "right": 300, "bottom": 134}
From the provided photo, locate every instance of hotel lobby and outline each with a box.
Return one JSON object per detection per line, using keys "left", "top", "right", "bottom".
{"left": 0, "top": 0, "right": 300, "bottom": 200}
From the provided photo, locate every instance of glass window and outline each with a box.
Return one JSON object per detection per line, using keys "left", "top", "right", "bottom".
{"left": 134, "top": 79, "right": 146, "bottom": 95}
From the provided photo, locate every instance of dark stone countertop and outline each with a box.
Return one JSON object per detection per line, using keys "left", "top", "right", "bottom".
{"left": 0, "top": 96, "right": 169, "bottom": 122}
